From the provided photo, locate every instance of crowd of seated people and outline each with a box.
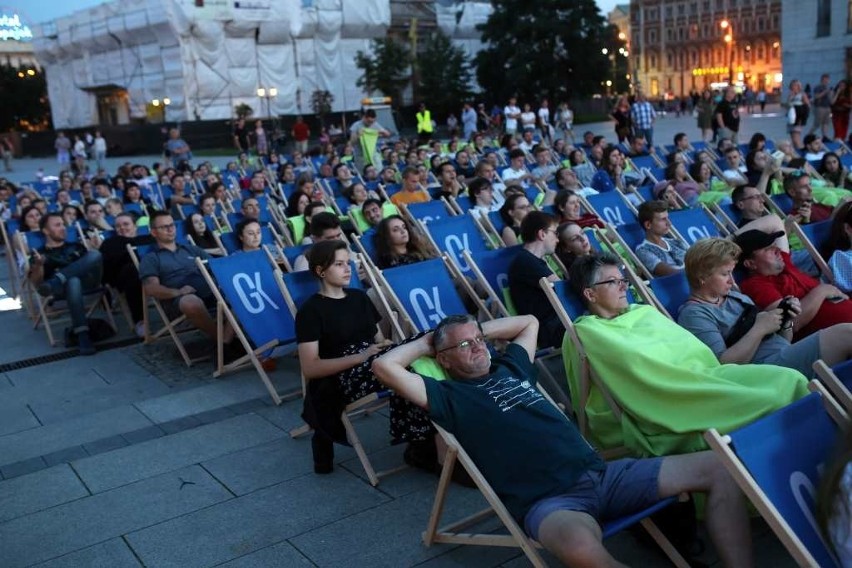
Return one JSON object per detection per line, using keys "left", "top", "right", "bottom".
{"left": 2, "top": 116, "right": 852, "bottom": 566}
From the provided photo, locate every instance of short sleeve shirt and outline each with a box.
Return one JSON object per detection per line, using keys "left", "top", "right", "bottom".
{"left": 635, "top": 237, "right": 687, "bottom": 273}
{"left": 508, "top": 250, "right": 557, "bottom": 335}
{"left": 421, "top": 343, "right": 604, "bottom": 521}
{"left": 138, "top": 243, "right": 210, "bottom": 291}
{"left": 714, "top": 99, "right": 740, "bottom": 131}
{"left": 295, "top": 289, "right": 380, "bottom": 361}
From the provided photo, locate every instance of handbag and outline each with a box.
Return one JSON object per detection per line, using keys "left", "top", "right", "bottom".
{"left": 786, "top": 106, "right": 796, "bottom": 125}
{"left": 724, "top": 295, "right": 759, "bottom": 347}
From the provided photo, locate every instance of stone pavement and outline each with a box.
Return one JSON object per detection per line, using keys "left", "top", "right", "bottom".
{"left": 0, "top": 108, "right": 799, "bottom": 566}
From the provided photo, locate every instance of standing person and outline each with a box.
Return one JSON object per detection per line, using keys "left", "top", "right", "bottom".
{"left": 93, "top": 131, "right": 107, "bottom": 170}
{"left": 349, "top": 109, "right": 390, "bottom": 171}
{"left": 461, "top": 102, "right": 477, "bottom": 141}
{"left": 808, "top": 74, "right": 833, "bottom": 139}
{"left": 630, "top": 92, "right": 656, "bottom": 146}
{"left": 714, "top": 86, "right": 741, "bottom": 143}
{"left": 537, "top": 99, "right": 552, "bottom": 145}
{"left": 416, "top": 102, "right": 433, "bottom": 144}
{"left": 611, "top": 96, "right": 632, "bottom": 144}
{"left": 232, "top": 118, "right": 250, "bottom": 154}
{"left": 84, "top": 131, "right": 95, "bottom": 160}
{"left": 786, "top": 79, "right": 810, "bottom": 150}
{"left": 291, "top": 115, "right": 310, "bottom": 155}
{"left": 254, "top": 120, "right": 269, "bottom": 156}
{"left": 1, "top": 136, "right": 12, "bottom": 172}
{"left": 55, "top": 131, "right": 71, "bottom": 168}
{"left": 831, "top": 80, "right": 851, "bottom": 142}
{"left": 757, "top": 89, "right": 767, "bottom": 113}
{"left": 166, "top": 128, "right": 192, "bottom": 166}
{"left": 72, "top": 135, "right": 87, "bottom": 174}
{"left": 503, "top": 97, "right": 521, "bottom": 138}
{"left": 557, "top": 102, "right": 575, "bottom": 144}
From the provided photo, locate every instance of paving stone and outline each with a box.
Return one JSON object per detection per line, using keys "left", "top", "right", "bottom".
{"left": 31, "top": 538, "right": 142, "bottom": 568}
{"left": 289, "top": 485, "right": 487, "bottom": 567}
{"left": 133, "top": 375, "right": 271, "bottom": 424}
{"left": 201, "top": 438, "right": 315, "bottom": 496}
{"left": 0, "top": 465, "right": 231, "bottom": 568}
{"left": 339, "top": 443, "right": 435, "bottom": 499}
{"left": 0, "top": 457, "right": 48, "bottom": 479}
{"left": 43, "top": 445, "right": 89, "bottom": 467}
{"left": 192, "top": 406, "right": 236, "bottom": 425}
{"left": 226, "top": 398, "right": 269, "bottom": 415}
{"left": 121, "top": 426, "right": 164, "bottom": 445}
{"left": 414, "top": 541, "right": 521, "bottom": 567}
{"left": 74, "top": 414, "right": 286, "bottom": 493}
{"left": 0, "top": 399, "right": 40, "bottom": 437}
{"left": 0, "top": 464, "right": 89, "bottom": 523}
{"left": 159, "top": 414, "right": 202, "bottom": 435}
{"left": 125, "top": 471, "right": 389, "bottom": 567}
{"left": 83, "top": 435, "right": 129, "bottom": 456}
{"left": 216, "top": 541, "right": 314, "bottom": 567}
{"left": 0, "top": 406, "right": 152, "bottom": 466}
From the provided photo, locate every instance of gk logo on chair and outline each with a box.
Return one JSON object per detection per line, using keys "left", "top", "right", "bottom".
{"left": 410, "top": 286, "right": 447, "bottom": 330}
{"left": 232, "top": 272, "right": 280, "bottom": 315}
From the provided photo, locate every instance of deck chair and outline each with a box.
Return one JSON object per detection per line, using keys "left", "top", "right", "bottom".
{"left": 787, "top": 220, "right": 834, "bottom": 283}
{"left": 419, "top": 213, "right": 494, "bottom": 276}
{"left": 705, "top": 390, "right": 846, "bottom": 568}
{"left": 399, "top": 198, "right": 456, "bottom": 226}
{"left": 813, "top": 359, "right": 852, "bottom": 414}
{"left": 129, "top": 244, "right": 207, "bottom": 367}
{"left": 597, "top": 223, "right": 655, "bottom": 281}
{"left": 425, "top": 419, "right": 688, "bottom": 567}
{"left": 196, "top": 249, "right": 301, "bottom": 405}
{"left": 0, "top": 218, "right": 21, "bottom": 298}
{"left": 667, "top": 205, "right": 729, "bottom": 245}
{"left": 463, "top": 246, "right": 524, "bottom": 319}
{"left": 580, "top": 191, "right": 639, "bottom": 228}
{"left": 639, "top": 271, "right": 691, "bottom": 320}
{"left": 280, "top": 260, "right": 403, "bottom": 486}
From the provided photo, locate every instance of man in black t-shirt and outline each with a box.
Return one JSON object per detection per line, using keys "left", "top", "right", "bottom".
{"left": 714, "top": 87, "right": 740, "bottom": 143}
{"left": 232, "top": 118, "right": 250, "bottom": 153}
{"left": 28, "top": 213, "right": 104, "bottom": 354}
{"left": 507, "top": 211, "right": 562, "bottom": 348}
{"left": 372, "top": 314, "right": 753, "bottom": 567}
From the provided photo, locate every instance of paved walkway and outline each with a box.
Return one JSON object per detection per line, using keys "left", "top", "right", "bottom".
{"left": 0, "top": 108, "right": 799, "bottom": 566}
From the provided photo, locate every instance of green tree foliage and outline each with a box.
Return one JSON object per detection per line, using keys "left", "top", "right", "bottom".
{"left": 355, "top": 38, "right": 411, "bottom": 105}
{"left": 309, "top": 89, "right": 334, "bottom": 127}
{"left": 0, "top": 65, "right": 51, "bottom": 131}
{"left": 234, "top": 103, "right": 254, "bottom": 119}
{"left": 416, "top": 31, "right": 474, "bottom": 118}
{"left": 475, "top": 0, "right": 614, "bottom": 103}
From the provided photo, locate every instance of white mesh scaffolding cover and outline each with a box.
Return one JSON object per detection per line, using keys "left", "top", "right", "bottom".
{"left": 34, "top": 0, "right": 398, "bottom": 127}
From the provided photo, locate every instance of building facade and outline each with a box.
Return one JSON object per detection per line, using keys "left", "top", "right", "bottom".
{"left": 780, "top": 0, "right": 851, "bottom": 101}
{"left": 0, "top": 11, "right": 39, "bottom": 69}
{"left": 630, "top": 0, "right": 782, "bottom": 98}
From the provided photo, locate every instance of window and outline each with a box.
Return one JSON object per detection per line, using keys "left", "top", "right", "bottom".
{"left": 742, "top": 19, "right": 750, "bottom": 33}
{"left": 650, "top": 54, "right": 658, "bottom": 69}
{"left": 730, "top": 0, "right": 737, "bottom": 6}
{"left": 716, "top": 0, "right": 724, "bottom": 9}
{"left": 666, "top": 6, "right": 673, "bottom": 18}
{"left": 703, "top": 0, "right": 711, "bottom": 10}
{"left": 678, "top": 4, "right": 685, "bottom": 16}
{"left": 667, "top": 28, "right": 675, "bottom": 41}
{"left": 816, "top": 0, "right": 831, "bottom": 36}
{"left": 690, "top": 2, "right": 698, "bottom": 15}
{"left": 771, "top": 14, "right": 779, "bottom": 29}
{"left": 757, "top": 17, "right": 765, "bottom": 31}
{"left": 649, "top": 29, "right": 658, "bottom": 43}
{"left": 702, "top": 24, "right": 709, "bottom": 37}
{"left": 757, "top": 45, "right": 764, "bottom": 59}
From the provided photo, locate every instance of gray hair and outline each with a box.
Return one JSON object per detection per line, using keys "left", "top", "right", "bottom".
{"left": 433, "top": 314, "right": 482, "bottom": 352}
{"left": 568, "top": 253, "right": 622, "bottom": 304}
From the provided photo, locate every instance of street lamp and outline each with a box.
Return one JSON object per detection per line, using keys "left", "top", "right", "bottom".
{"left": 257, "top": 87, "right": 278, "bottom": 119}
{"left": 151, "top": 97, "right": 170, "bottom": 123}
{"left": 720, "top": 19, "right": 734, "bottom": 85}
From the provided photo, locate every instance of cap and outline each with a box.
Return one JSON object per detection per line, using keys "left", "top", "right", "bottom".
{"left": 653, "top": 180, "right": 672, "bottom": 199}
{"left": 734, "top": 229, "right": 785, "bottom": 259}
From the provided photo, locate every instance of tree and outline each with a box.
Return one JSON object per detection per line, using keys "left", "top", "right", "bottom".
{"left": 309, "top": 89, "right": 334, "bottom": 128}
{"left": 416, "top": 32, "right": 474, "bottom": 119}
{"left": 475, "top": 0, "right": 613, "bottom": 104}
{"left": 355, "top": 38, "right": 411, "bottom": 105}
{"left": 0, "top": 65, "right": 51, "bottom": 131}
{"left": 234, "top": 103, "right": 253, "bottom": 119}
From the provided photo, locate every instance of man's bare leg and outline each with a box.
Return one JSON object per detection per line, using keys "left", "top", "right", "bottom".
{"left": 538, "top": 509, "right": 626, "bottom": 568}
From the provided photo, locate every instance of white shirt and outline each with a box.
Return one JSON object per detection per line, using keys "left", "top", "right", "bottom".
{"left": 520, "top": 111, "right": 536, "bottom": 129}
{"left": 537, "top": 107, "right": 550, "bottom": 126}
{"left": 504, "top": 105, "right": 520, "bottom": 131}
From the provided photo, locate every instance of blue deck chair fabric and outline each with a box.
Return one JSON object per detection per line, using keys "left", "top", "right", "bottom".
{"left": 668, "top": 207, "right": 722, "bottom": 244}
{"left": 207, "top": 250, "right": 295, "bottom": 352}
{"left": 405, "top": 200, "right": 453, "bottom": 224}
{"left": 282, "top": 261, "right": 362, "bottom": 309}
{"left": 283, "top": 243, "right": 312, "bottom": 270}
{"left": 615, "top": 222, "right": 646, "bottom": 251}
{"left": 799, "top": 219, "right": 832, "bottom": 258}
{"left": 724, "top": 393, "right": 840, "bottom": 567}
{"left": 715, "top": 201, "right": 743, "bottom": 227}
{"left": 424, "top": 214, "right": 490, "bottom": 274}
{"left": 649, "top": 272, "right": 691, "bottom": 318}
{"left": 771, "top": 194, "right": 794, "bottom": 215}
{"left": 180, "top": 203, "right": 198, "bottom": 219}
{"left": 832, "top": 360, "right": 852, "bottom": 390}
{"left": 219, "top": 225, "right": 278, "bottom": 255}
{"left": 356, "top": 229, "right": 379, "bottom": 265}
{"left": 630, "top": 155, "right": 658, "bottom": 170}
{"left": 24, "top": 225, "right": 81, "bottom": 251}
{"left": 549, "top": 280, "right": 587, "bottom": 320}
{"left": 468, "top": 246, "right": 523, "bottom": 312}
{"left": 487, "top": 210, "right": 506, "bottom": 235}
{"left": 381, "top": 258, "right": 468, "bottom": 332}
{"left": 636, "top": 184, "right": 656, "bottom": 202}
{"left": 586, "top": 192, "right": 637, "bottom": 227}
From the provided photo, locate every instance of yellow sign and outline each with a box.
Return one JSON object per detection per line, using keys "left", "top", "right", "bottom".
{"left": 692, "top": 67, "right": 729, "bottom": 76}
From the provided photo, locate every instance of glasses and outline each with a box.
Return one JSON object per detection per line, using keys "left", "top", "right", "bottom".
{"left": 153, "top": 223, "right": 176, "bottom": 231}
{"left": 438, "top": 335, "right": 488, "bottom": 354}
{"left": 591, "top": 278, "right": 630, "bottom": 288}
{"left": 739, "top": 194, "right": 763, "bottom": 202}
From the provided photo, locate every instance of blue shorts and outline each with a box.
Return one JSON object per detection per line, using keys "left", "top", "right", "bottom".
{"left": 524, "top": 457, "right": 664, "bottom": 541}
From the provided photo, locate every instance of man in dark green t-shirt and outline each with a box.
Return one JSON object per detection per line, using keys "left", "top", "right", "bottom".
{"left": 372, "top": 314, "right": 752, "bottom": 567}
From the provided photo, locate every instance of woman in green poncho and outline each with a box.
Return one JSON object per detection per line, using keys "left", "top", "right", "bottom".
{"left": 563, "top": 253, "right": 809, "bottom": 458}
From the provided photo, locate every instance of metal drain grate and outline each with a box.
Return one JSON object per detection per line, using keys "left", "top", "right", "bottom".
{"left": 0, "top": 337, "right": 142, "bottom": 373}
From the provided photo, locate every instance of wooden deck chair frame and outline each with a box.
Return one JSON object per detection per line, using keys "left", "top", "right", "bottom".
{"left": 194, "top": 250, "right": 300, "bottom": 406}
{"left": 0, "top": 219, "right": 21, "bottom": 298}
{"left": 128, "top": 244, "right": 207, "bottom": 367}
{"left": 424, "top": 422, "right": 690, "bottom": 567}
{"left": 667, "top": 204, "right": 731, "bottom": 245}
{"left": 14, "top": 232, "right": 47, "bottom": 321}
{"left": 596, "top": 224, "right": 655, "bottom": 281}
{"left": 787, "top": 220, "right": 834, "bottom": 284}
{"left": 478, "top": 212, "right": 509, "bottom": 248}
{"left": 813, "top": 359, "right": 852, "bottom": 415}
{"left": 704, "top": 385, "right": 846, "bottom": 568}
{"left": 709, "top": 201, "right": 744, "bottom": 233}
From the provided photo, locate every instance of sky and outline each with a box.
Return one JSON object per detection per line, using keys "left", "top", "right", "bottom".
{"left": 2, "top": 0, "right": 622, "bottom": 26}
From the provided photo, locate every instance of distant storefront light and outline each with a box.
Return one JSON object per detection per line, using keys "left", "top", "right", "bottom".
{"left": 0, "top": 14, "right": 33, "bottom": 42}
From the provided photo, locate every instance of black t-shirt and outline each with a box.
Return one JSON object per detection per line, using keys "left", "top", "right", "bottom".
{"left": 233, "top": 125, "right": 250, "bottom": 151}
{"left": 508, "top": 249, "right": 560, "bottom": 346}
{"left": 34, "top": 242, "right": 88, "bottom": 280}
{"left": 100, "top": 234, "right": 155, "bottom": 285}
{"left": 714, "top": 99, "right": 740, "bottom": 131}
{"left": 295, "top": 289, "right": 381, "bottom": 363}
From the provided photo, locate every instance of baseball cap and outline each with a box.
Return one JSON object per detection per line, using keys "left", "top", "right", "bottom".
{"left": 734, "top": 229, "right": 785, "bottom": 259}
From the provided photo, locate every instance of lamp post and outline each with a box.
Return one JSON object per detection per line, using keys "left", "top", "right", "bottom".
{"left": 720, "top": 20, "right": 734, "bottom": 85}
{"left": 257, "top": 87, "right": 278, "bottom": 134}
{"left": 151, "top": 97, "right": 171, "bottom": 123}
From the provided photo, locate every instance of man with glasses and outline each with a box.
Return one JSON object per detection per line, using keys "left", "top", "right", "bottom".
{"left": 373, "top": 311, "right": 755, "bottom": 568}
{"left": 634, "top": 200, "right": 687, "bottom": 277}
{"left": 507, "top": 211, "right": 563, "bottom": 348}
{"left": 731, "top": 185, "right": 768, "bottom": 228}
{"left": 784, "top": 171, "right": 841, "bottom": 224}
{"left": 139, "top": 211, "right": 238, "bottom": 357}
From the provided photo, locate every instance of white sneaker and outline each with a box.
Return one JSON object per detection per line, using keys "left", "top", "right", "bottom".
{"left": 134, "top": 322, "right": 146, "bottom": 338}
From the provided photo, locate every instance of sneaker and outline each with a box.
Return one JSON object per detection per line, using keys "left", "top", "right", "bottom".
{"left": 134, "top": 321, "right": 146, "bottom": 338}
